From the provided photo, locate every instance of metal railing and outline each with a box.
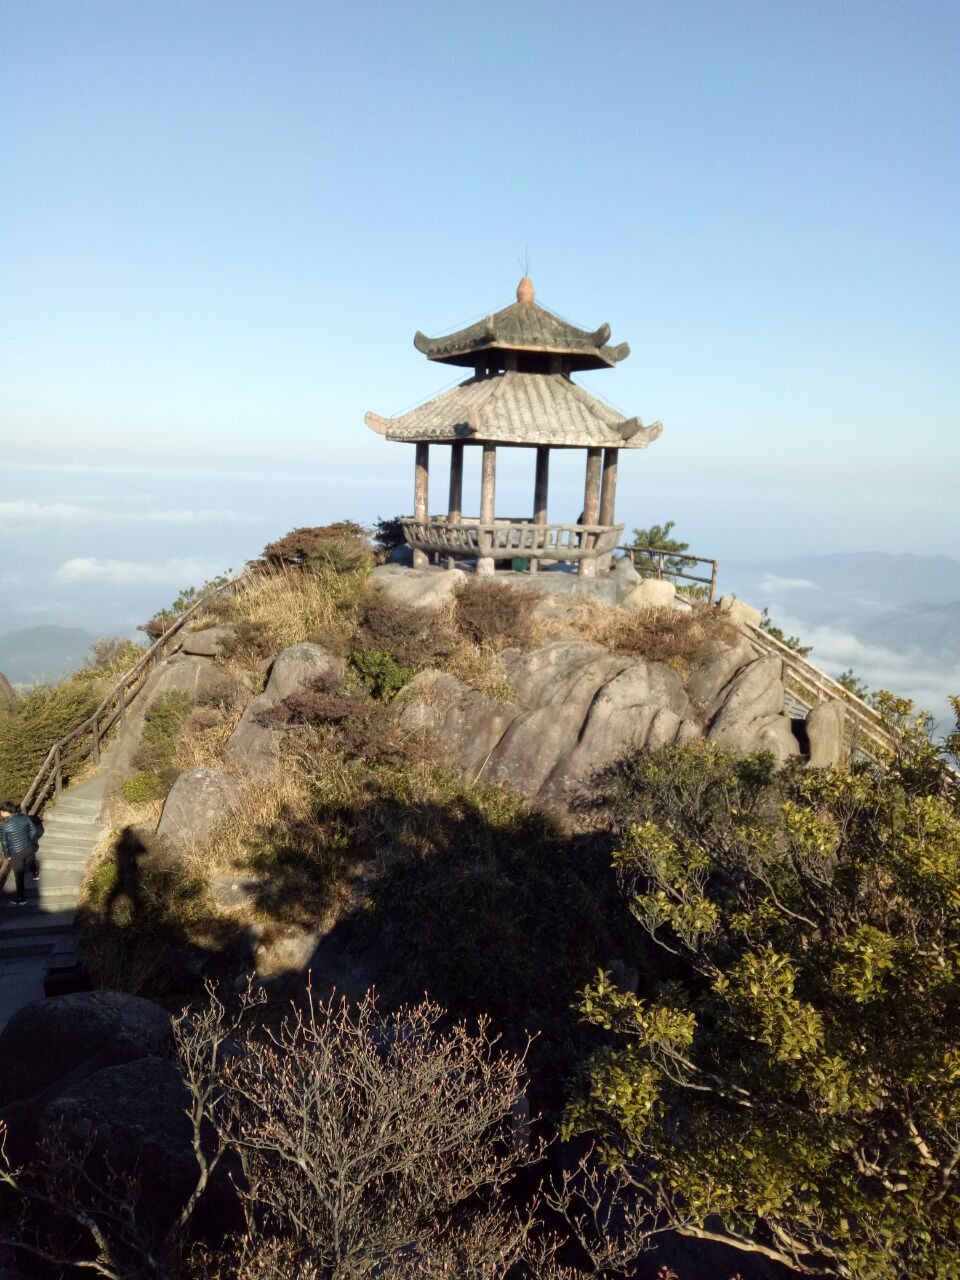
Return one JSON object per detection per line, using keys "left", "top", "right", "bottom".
{"left": 621, "top": 546, "right": 720, "bottom": 604}
{"left": 21, "top": 573, "right": 250, "bottom": 815}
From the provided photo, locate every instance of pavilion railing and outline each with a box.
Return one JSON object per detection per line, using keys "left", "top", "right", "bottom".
{"left": 21, "top": 573, "right": 251, "bottom": 816}
{"left": 620, "top": 545, "right": 720, "bottom": 604}
{"left": 402, "top": 518, "right": 624, "bottom": 562}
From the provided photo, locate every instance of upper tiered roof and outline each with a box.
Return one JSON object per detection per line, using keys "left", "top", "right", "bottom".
{"left": 413, "top": 277, "right": 630, "bottom": 372}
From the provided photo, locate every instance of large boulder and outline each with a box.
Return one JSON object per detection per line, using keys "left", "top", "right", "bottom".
{"left": 707, "top": 656, "right": 787, "bottom": 754}
{"left": 372, "top": 564, "right": 467, "bottom": 611}
{"left": 225, "top": 643, "right": 344, "bottom": 780}
{"left": 806, "top": 699, "right": 847, "bottom": 767}
{"left": 157, "top": 766, "right": 243, "bottom": 855}
{"left": 686, "top": 637, "right": 758, "bottom": 716}
{"left": 717, "top": 595, "right": 763, "bottom": 629}
{"left": 400, "top": 641, "right": 698, "bottom": 814}
{"left": 145, "top": 654, "right": 240, "bottom": 706}
{"left": 0, "top": 991, "right": 172, "bottom": 1105}
{"left": 180, "top": 625, "right": 236, "bottom": 657}
{"left": 619, "top": 578, "right": 677, "bottom": 612}
{"left": 38, "top": 1056, "right": 213, "bottom": 1216}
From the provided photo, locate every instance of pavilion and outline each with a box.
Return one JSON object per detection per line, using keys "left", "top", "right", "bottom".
{"left": 365, "top": 277, "right": 662, "bottom": 576}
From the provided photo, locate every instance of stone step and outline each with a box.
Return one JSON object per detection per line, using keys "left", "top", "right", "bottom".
{"left": 0, "top": 939, "right": 57, "bottom": 960}
{"left": 51, "top": 798, "right": 103, "bottom": 811}
{"left": 0, "top": 910, "right": 75, "bottom": 937}
{"left": 38, "top": 842, "right": 102, "bottom": 858}
{"left": 40, "top": 816, "right": 104, "bottom": 832}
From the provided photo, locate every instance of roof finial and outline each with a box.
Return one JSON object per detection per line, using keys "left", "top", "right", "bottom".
{"left": 517, "top": 276, "right": 534, "bottom": 304}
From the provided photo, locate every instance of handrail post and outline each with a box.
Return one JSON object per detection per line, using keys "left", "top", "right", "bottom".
{"left": 709, "top": 560, "right": 719, "bottom": 606}
{"left": 119, "top": 686, "right": 127, "bottom": 725}
{"left": 92, "top": 721, "right": 101, "bottom": 766}
{"left": 54, "top": 748, "right": 62, "bottom": 799}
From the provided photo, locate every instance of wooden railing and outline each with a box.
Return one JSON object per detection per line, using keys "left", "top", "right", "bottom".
{"left": 742, "top": 623, "right": 895, "bottom": 758}
{"left": 21, "top": 574, "right": 250, "bottom": 815}
{"left": 620, "top": 546, "right": 720, "bottom": 604}
{"left": 402, "top": 518, "right": 624, "bottom": 562}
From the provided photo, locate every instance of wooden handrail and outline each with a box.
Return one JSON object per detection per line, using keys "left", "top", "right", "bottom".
{"left": 620, "top": 545, "right": 720, "bottom": 605}
{"left": 21, "top": 572, "right": 251, "bottom": 815}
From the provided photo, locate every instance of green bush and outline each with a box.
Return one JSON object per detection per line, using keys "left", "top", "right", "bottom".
{"left": 567, "top": 701, "right": 960, "bottom": 1278}
{"left": 128, "top": 690, "right": 193, "bottom": 798}
{"left": 121, "top": 771, "right": 169, "bottom": 804}
{"left": 0, "top": 674, "right": 105, "bottom": 799}
{"left": 349, "top": 648, "right": 413, "bottom": 700}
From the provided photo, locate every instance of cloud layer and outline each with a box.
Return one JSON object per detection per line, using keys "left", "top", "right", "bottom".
{"left": 0, "top": 501, "right": 255, "bottom": 527}
{"left": 56, "top": 557, "right": 225, "bottom": 586}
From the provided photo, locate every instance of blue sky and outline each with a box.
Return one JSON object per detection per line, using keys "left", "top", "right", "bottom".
{"left": 1, "top": 0, "right": 958, "bottom": 630}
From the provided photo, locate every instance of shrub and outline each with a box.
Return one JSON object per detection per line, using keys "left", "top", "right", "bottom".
{"left": 130, "top": 690, "right": 193, "bottom": 797}
{"left": 217, "top": 618, "right": 273, "bottom": 664}
{"left": 0, "top": 672, "right": 108, "bottom": 798}
{"left": 349, "top": 648, "right": 413, "bottom": 700}
{"left": 371, "top": 514, "right": 406, "bottom": 553}
{"left": 261, "top": 524, "right": 373, "bottom": 575}
{"left": 567, "top": 702, "right": 960, "bottom": 1278}
{"left": 453, "top": 579, "right": 538, "bottom": 649}
{"left": 354, "top": 593, "right": 455, "bottom": 668}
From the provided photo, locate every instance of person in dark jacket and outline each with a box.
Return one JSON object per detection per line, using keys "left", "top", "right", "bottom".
{"left": 0, "top": 801, "right": 43, "bottom": 905}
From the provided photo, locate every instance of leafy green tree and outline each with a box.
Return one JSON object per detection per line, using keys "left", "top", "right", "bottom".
{"left": 759, "top": 607, "right": 813, "bottom": 657}
{"left": 567, "top": 699, "right": 960, "bottom": 1279}
{"left": 629, "top": 521, "right": 690, "bottom": 578}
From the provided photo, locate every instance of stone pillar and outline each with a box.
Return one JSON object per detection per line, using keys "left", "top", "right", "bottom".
{"left": 578, "top": 447, "right": 603, "bottom": 578}
{"left": 446, "top": 442, "right": 464, "bottom": 570}
{"left": 477, "top": 443, "right": 497, "bottom": 576}
{"left": 413, "top": 442, "right": 429, "bottom": 570}
{"left": 597, "top": 447, "right": 619, "bottom": 573}
{"left": 530, "top": 445, "right": 550, "bottom": 574}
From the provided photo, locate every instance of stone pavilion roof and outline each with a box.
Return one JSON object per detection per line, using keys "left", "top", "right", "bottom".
{"left": 365, "top": 372, "right": 662, "bottom": 450}
{"left": 413, "top": 277, "right": 630, "bottom": 371}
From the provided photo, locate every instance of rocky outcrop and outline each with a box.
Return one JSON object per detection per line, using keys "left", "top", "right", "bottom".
{"left": 707, "top": 656, "right": 788, "bottom": 754}
{"left": 225, "top": 643, "right": 345, "bottom": 780}
{"left": 37, "top": 1056, "right": 215, "bottom": 1213}
{"left": 401, "top": 641, "right": 699, "bottom": 811}
{"left": 717, "top": 595, "right": 763, "bottom": 629}
{"left": 0, "top": 991, "right": 172, "bottom": 1105}
{"left": 180, "top": 625, "right": 236, "bottom": 657}
{"left": 157, "top": 767, "right": 243, "bottom": 855}
{"left": 806, "top": 699, "right": 847, "bottom": 767}
{"left": 104, "top": 654, "right": 247, "bottom": 817}
{"left": 372, "top": 564, "right": 468, "bottom": 610}
{"left": 620, "top": 578, "right": 677, "bottom": 611}
{"left": 686, "top": 637, "right": 758, "bottom": 715}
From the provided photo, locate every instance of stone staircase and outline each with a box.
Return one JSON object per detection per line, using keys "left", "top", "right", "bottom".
{"left": 0, "top": 761, "right": 110, "bottom": 1029}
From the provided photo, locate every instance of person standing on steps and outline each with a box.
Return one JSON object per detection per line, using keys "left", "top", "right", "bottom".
{"left": 0, "top": 801, "right": 43, "bottom": 905}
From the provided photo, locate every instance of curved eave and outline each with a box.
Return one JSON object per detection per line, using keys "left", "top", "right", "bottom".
{"left": 365, "top": 372, "right": 663, "bottom": 450}
{"left": 412, "top": 334, "right": 630, "bottom": 370}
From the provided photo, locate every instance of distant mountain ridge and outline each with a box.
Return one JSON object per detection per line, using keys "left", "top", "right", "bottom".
{"left": 0, "top": 625, "right": 98, "bottom": 686}
{"left": 721, "top": 552, "right": 960, "bottom": 631}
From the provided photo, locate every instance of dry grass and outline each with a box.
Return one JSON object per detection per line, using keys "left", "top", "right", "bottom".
{"left": 441, "top": 644, "right": 516, "bottom": 704}
{"left": 233, "top": 564, "right": 371, "bottom": 655}
{"left": 538, "top": 599, "right": 739, "bottom": 677}
{"left": 196, "top": 758, "right": 316, "bottom": 883}
{"left": 173, "top": 704, "right": 247, "bottom": 772}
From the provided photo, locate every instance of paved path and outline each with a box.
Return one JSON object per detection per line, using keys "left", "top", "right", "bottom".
{"left": 0, "top": 758, "right": 111, "bottom": 1030}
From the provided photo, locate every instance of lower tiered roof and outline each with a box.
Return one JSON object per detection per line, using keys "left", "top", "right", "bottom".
{"left": 364, "top": 371, "right": 662, "bottom": 450}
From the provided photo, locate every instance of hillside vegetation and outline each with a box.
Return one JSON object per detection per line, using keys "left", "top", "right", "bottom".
{"left": 9, "top": 525, "right": 960, "bottom": 1279}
